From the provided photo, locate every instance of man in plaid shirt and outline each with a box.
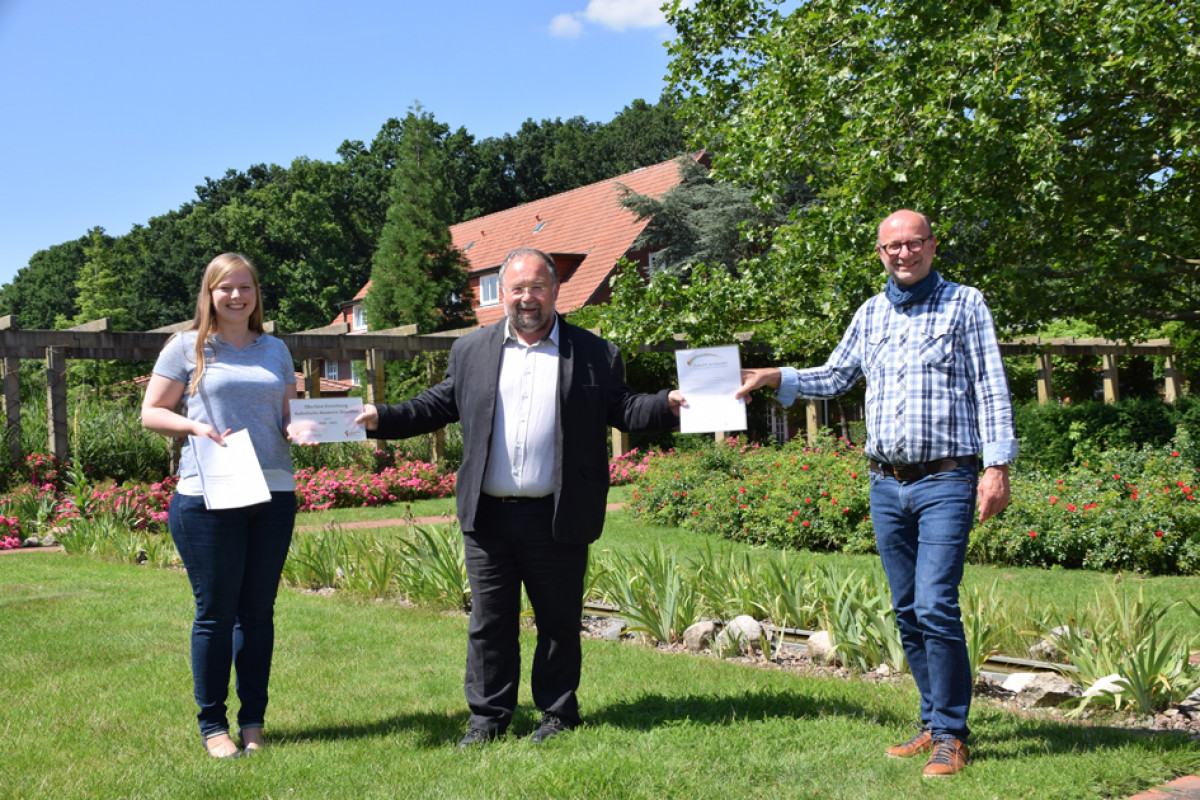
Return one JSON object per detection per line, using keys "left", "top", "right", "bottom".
{"left": 738, "top": 209, "right": 1017, "bottom": 777}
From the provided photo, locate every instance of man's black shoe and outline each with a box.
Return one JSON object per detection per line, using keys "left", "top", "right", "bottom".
{"left": 457, "top": 727, "right": 501, "bottom": 749}
{"left": 528, "top": 714, "right": 576, "bottom": 744}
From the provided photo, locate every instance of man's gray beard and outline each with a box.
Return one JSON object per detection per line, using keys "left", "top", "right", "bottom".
{"left": 510, "top": 307, "right": 545, "bottom": 332}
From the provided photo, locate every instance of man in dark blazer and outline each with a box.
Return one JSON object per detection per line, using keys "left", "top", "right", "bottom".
{"left": 356, "top": 247, "right": 685, "bottom": 747}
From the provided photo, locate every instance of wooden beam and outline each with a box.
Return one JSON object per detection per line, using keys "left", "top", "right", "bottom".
{"left": 66, "top": 318, "right": 111, "bottom": 332}
{"left": 294, "top": 322, "right": 350, "bottom": 336}
{"left": 1036, "top": 353, "right": 1054, "bottom": 404}
{"left": 0, "top": 315, "right": 16, "bottom": 331}
{"left": 1102, "top": 353, "right": 1120, "bottom": 404}
{"left": 612, "top": 428, "right": 631, "bottom": 459}
{"left": 2, "top": 355, "right": 20, "bottom": 466}
{"left": 149, "top": 321, "right": 192, "bottom": 333}
{"left": 303, "top": 359, "right": 323, "bottom": 399}
{"left": 1164, "top": 355, "right": 1180, "bottom": 404}
{"left": 46, "top": 347, "right": 68, "bottom": 460}
{"left": 806, "top": 400, "right": 819, "bottom": 445}
{"left": 370, "top": 324, "right": 419, "bottom": 336}
{"left": 364, "top": 349, "right": 385, "bottom": 407}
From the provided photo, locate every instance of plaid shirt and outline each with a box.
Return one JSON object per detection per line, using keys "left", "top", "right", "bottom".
{"left": 776, "top": 275, "right": 1018, "bottom": 468}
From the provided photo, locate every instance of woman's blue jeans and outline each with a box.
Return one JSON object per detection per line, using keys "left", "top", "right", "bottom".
{"left": 869, "top": 466, "right": 977, "bottom": 743}
{"left": 168, "top": 492, "right": 295, "bottom": 739}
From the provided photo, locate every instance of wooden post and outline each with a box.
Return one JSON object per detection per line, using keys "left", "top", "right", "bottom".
{"left": 46, "top": 347, "right": 68, "bottom": 460}
{"left": 2, "top": 355, "right": 20, "bottom": 466}
{"left": 612, "top": 428, "right": 630, "bottom": 459}
{"left": 1036, "top": 353, "right": 1054, "bottom": 404}
{"left": 303, "top": 359, "right": 323, "bottom": 399}
{"left": 1163, "top": 354, "right": 1180, "bottom": 403}
{"left": 364, "top": 349, "right": 385, "bottom": 406}
{"left": 425, "top": 357, "right": 444, "bottom": 467}
{"left": 806, "top": 399, "right": 819, "bottom": 445}
{"left": 1102, "top": 353, "right": 1120, "bottom": 404}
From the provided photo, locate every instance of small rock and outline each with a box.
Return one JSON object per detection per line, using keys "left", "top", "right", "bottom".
{"left": 715, "top": 615, "right": 764, "bottom": 656}
{"left": 1002, "top": 673, "right": 1039, "bottom": 694}
{"left": 21, "top": 537, "right": 40, "bottom": 548}
{"left": 875, "top": 663, "right": 892, "bottom": 678}
{"left": 598, "top": 618, "right": 626, "bottom": 641}
{"left": 807, "top": 631, "right": 837, "bottom": 666}
{"left": 41, "top": 533, "right": 58, "bottom": 547}
{"left": 1014, "top": 673, "right": 1082, "bottom": 708}
{"left": 683, "top": 621, "right": 716, "bottom": 652}
{"left": 1029, "top": 626, "right": 1088, "bottom": 661}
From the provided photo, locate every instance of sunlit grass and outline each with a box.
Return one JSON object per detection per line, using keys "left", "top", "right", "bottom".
{"left": 3, "top": 552, "right": 1198, "bottom": 800}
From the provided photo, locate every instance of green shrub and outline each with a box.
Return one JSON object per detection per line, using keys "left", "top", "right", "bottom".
{"left": 1013, "top": 397, "right": 1191, "bottom": 471}
{"left": 628, "top": 432, "right": 1200, "bottom": 575}
{"left": 969, "top": 438, "right": 1200, "bottom": 574}
{"left": 629, "top": 437, "right": 875, "bottom": 554}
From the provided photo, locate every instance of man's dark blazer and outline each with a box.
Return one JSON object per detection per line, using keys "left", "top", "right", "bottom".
{"left": 370, "top": 316, "right": 675, "bottom": 544}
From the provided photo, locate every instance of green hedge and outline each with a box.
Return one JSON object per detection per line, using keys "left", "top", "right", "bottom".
{"left": 1014, "top": 396, "right": 1200, "bottom": 470}
{"left": 630, "top": 434, "right": 1200, "bottom": 575}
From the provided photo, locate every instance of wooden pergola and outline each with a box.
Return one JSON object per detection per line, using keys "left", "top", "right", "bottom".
{"left": 0, "top": 316, "right": 1184, "bottom": 466}
{"left": 999, "top": 336, "right": 1180, "bottom": 405}
{"left": 0, "top": 315, "right": 468, "bottom": 466}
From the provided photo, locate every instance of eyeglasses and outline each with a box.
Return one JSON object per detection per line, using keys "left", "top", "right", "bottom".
{"left": 506, "top": 283, "right": 548, "bottom": 298}
{"left": 877, "top": 236, "right": 932, "bottom": 256}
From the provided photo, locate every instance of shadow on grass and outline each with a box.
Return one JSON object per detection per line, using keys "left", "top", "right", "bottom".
{"left": 588, "top": 686, "right": 908, "bottom": 731}
{"left": 973, "top": 714, "right": 1200, "bottom": 763}
{"left": 274, "top": 710, "right": 471, "bottom": 749}
{"left": 269, "top": 690, "right": 1199, "bottom": 763}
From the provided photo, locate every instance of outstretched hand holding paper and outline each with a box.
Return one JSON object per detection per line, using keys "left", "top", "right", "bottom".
{"left": 675, "top": 345, "right": 747, "bottom": 434}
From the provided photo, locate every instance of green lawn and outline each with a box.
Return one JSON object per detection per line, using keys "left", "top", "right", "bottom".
{"left": 3, "top": 538, "right": 1198, "bottom": 800}
{"left": 296, "top": 487, "right": 1200, "bottom": 639}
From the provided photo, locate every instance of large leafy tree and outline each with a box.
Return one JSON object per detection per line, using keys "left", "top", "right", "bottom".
{"left": 0, "top": 236, "right": 86, "bottom": 329}
{"left": 4, "top": 96, "right": 689, "bottom": 336}
{"left": 643, "top": 0, "right": 1198, "bottom": 363}
{"left": 618, "top": 157, "right": 807, "bottom": 276}
{"left": 365, "top": 109, "right": 474, "bottom": 333}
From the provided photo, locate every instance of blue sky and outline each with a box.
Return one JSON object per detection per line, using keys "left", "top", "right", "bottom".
{"left": 0, "top": 0, "right": 681, "bottom": 287}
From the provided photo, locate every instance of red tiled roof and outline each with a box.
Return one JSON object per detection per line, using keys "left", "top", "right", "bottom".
{"left": 339, "top": 156, "right": 692, "bottom": 328}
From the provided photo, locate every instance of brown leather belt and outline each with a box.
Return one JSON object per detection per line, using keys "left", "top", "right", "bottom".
{"left": 868, "top": 455, "right": 978, "bottom": 482}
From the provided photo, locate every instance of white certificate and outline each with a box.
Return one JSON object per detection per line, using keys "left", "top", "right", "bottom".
{"left": 191, "top": 429, "right": 272, "bottom": 510}
{"left": 288, "top": 398, "right": 367, "bottom": 444}
{"left": 675, "top": 345, "right": 748, "bottom": 434}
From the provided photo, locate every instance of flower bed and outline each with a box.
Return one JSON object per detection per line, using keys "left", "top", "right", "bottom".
{"left": 293, "top": 461, "right": 456, "bottom": 511}
{"left": 629, "top": 435, "right": 1200, "bottom": 575}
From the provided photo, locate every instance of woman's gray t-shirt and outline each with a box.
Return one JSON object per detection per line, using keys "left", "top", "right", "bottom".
{"left": 152, "top": 331, "right": 296, "bottom": 494}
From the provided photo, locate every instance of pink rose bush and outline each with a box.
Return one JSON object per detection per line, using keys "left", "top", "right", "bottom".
{"left": 0, "top": 515, "right": 21, "bottom": 549}
{"left": 294, "top": 461, "right": 455, "bottom": 511}
{"left": 609, "top": 448, "right": 670, "bottom": 486}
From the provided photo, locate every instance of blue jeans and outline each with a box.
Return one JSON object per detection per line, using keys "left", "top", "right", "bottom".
{"left": 168, "top": 492, "right": 296, "bottom": 739}
{"left": 869, "top": 466, "right": 977, "bottom": 743}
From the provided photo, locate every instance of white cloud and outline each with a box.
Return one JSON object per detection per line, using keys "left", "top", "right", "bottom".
{"left": 549, "top": 12, "right": 585, "bottom": 38}
{"left": 581, "top": 0, "right": 667, "bottom": 31}
{"left": 551, "top": 0, "right": 686, "bottom": 37}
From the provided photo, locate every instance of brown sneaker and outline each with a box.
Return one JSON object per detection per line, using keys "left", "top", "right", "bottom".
{"left": 885, "top": 729, "right": 932, "bottom": 758}
{"left": 922, "top": 738, "right": 969, "bottom": 777}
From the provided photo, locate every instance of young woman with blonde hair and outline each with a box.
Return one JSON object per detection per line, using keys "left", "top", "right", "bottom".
{"left": 142, "top": 253, "right": 300, "bottom": 758}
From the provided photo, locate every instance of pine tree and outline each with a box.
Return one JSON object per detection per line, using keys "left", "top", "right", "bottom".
{"left": 365, "top": 109, "right": 474, "bottom": 334}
